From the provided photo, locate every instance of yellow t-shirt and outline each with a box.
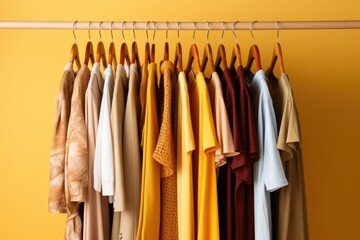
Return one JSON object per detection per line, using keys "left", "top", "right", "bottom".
{"left": 175, "top": 71, "right": 196, "bottom": 240}
{"left": 188, "top": 71, "right": 220, "bottom": 240}
{"left": 136, "top": 62, "right": 161, "bottom": 240}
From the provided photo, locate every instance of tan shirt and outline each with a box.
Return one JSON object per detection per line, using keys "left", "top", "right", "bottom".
{"left": 65, "top": 64, "right": 91, "bottom": 239}
{"left": 111, "top": 64, "right": 129, "bottom": 240}
{"left": 49, "top": 63, "right": 75, "bottom": 213}
{"left": 266, "top": 72, "right": 308, "bottom": 240}
{"left": 120, "top": 63, "right": 141, "bottom": 239}
{"left": 207, "top": 72, "right": 239, "bottom": 167}
{"left": 83, "top": 62, "right": 110, "bottom": 240}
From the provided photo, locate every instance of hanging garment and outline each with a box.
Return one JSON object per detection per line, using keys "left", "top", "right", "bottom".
{"left": 265, "top": 72, "right": 309, "bottom": 240}
{"left": 111, "top": 64, "right": 128, "bottom": 240}
{"left": 83, "top": 62, "right": 110, "bottom": 240}
{"left": 154, "top": 61, "right": 178, "bottom": 239}
{"left": 137, "top": 62, "right": 161, "bottom": 240}
{"left": 49, "top": 63, "right": 75, "bottom": 214}
{"left": 232, "top": 65, "right": 259, "bottom": 240}
{"left": 188, "top": 71, "right": 220, "bottom": 240}
{"left": 207, "top": 71, "right": 239, "bottom": 168}
{"left": 65, "top": 64, "right": 91, "bottom": 240}
{"left": 216, "top": 67, "right": 243, "bottom": 240}
{"left": 174, "top": 71, "right": 196, "bottom": 240}
{"left": 139, "top": 62, "right": 148, "bottom": 143}
{"left": 94, "top": 64, "right": 115, "bottom": 200}
{"left": 120, "top": 63, "right": 141, "bottom": 240}
{"left": 245, "top": 69, "right": 288, "bottom": 240}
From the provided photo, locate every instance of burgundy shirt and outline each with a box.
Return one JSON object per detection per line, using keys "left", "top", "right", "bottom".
{"left": 217, "top": 67, "right": 243, "bottom": 240}
{"left": 232, "top": 65, "right": 259, "bottom": 240}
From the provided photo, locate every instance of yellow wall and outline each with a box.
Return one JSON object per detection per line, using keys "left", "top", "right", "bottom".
{"left": 1, "top": 0, "right": 360, "bottom": 239}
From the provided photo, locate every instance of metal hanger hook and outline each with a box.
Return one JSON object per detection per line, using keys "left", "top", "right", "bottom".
{"left": 276, "top": 21, "right": 280, "bottom": 42}
{"left": 132, "top": 21, "right": 136, "bottom": 41}
{"left": 220, "top": 21, "right": 225, "bottom": 44}
{"left": 72, "top": 21, "right": 78, "bottom": 43}
{"left": 177, "top": 22, "right": 180, "bottom": 42}
{"left": 121, "top": 21, "right": 126, "bottom": 42}
{"left": 232, "top": 21, "right": 239, "bottom": 44}
{"left": 165, "top": 21, "right": 169, "bottom": 42}
{"left": 250, "top": 20, "right": 258, "bottom": 44}
{"left": 192, "top": 22, "right": 196, "bottom": 43}
{"left": 110, "top": 21, "right": 114, "bottom": 42}
{"left": 88, "top": 21, "right": 92, "bottom": 41}
{"left": 152, "top": 21, "right": 156, "bottom": 43}
{"left": 145, "top": 21, "right": 150, "bottom": 42}
{"left": 206, "top": 21, "right": 211, "bottom": 43}
{"left": 98, "top": 21, "right": 103, "bottom": 41}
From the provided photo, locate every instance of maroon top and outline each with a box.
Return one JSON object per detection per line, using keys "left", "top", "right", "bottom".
{"left": 232, "top": 65, "right": 259, "bottom": 240}
{"left": 217, "top": 67, "right": 243, "bottom": 240}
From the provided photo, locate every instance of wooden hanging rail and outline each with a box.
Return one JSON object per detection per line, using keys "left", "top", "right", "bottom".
{"left": 0, "top": 21, "right": 360, "bottom": 30}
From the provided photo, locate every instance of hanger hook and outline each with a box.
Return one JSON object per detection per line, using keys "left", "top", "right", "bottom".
{"left": 152, "top": 21, "right": 156, "bottom": 44}
{"left": 133, "top": 21, "right": 136, "bottom": 41}
{"left": 232, "top": 21, "right": 239, "bottom": 44}
{"left": 72, "top": 21, "right": 78, "bottom": 43}
{"left": 88, "top": 21, "right": 92, "bottom": 41}
{"left": 206, "top": 21, "right": 211, "bottom": 44}
{"left": 192, "top": 22, "right": 196, "bottom": 43}
{"left": 177, "top": 22, "right": 180, "bottom": 42}
{"left": 110, "top": 21, "right": 114, "bottom": 42}
{"left": 276, "top": 21, "right": 280, "bottom": 42}
{"left": 165, "top": 21, "right": 169, "bottom": 42}
{"left": 121, "top": 21, "right": 126, "bottom": 41}
{"left": 98, "top": 21, "right": 103, "bottom": 41}
{"left": 220, "top": 21, "right": 225, "bottom": 44}
{"left": 250, "top": 20, "right": 257, "bottom": 44}
{"left": 145, "top": 21, "right": 150, "bottom": 42}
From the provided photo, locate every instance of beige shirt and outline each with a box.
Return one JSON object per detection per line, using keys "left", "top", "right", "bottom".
{"left": 207, "top": 72, "right": 239, "bottom": 167}
{"left": 266, "top": 72, "right": 308, "bottom": 240}
{"left": 119, "top": 63, "right": 141, "bottom": 240}
{"left": 83, "top": 62, "right": 110, "bottom": 240}
{"left": 111, "top": 64, "right": 129, "bottom": 240}
{"left": 49, "top": 63, "right": 75, "bottom": 213}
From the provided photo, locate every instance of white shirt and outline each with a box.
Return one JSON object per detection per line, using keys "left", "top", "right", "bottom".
{"left": 248, "top": 69, "right": 288, "bottom": 240}
{"left": 93, "top": 64, "right": 115, "bottom": 202}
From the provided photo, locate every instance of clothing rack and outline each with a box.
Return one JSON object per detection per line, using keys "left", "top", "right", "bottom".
{"left": 0, "top": 20, "right": 360, "bottom": 30}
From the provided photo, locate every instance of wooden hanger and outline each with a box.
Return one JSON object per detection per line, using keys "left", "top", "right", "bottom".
{"left": 150, "top": 21, "right": 156, "bottom": 63}
{"left": 185, "top": 44, "right": 201, "bottom": 76}
{"left": 246, "top": 44, "right": 262, "bottom": 71}
{"left": 215, "top": 44, "right": 228, "bottom": 70}
{"left": 69, "top": 21, "right": 81, "bottom": 70}
{"left": 201, "top": 43, "right": 215, "bottom": 73}
{"left": 201, "top": 23, "right": 215, "bottom": 73}
{"left": 84, "top": 41, "right": 95, "bottom": 66}
{"left": 84, "top": 22, "right": 94, "bottom": 66}
{"left": 108, "top": 42, "right": 117, "bottom": 71}
{"left": 108, "top": 22, "right": 117, "bottom": 71}
{"left": 95, "top": 22, "right": 107, "bottom": 68}
{"left": 120, "top": 42, "right": 131, "bottom": 66}
{"left": 246, "top": 22, "right": 262, "bottom": 71}
{"left": 185, "top": 23, "right": 201, "bottom": 76}
{"left": 164, "top": 22, "right": 169, "bottom": 61}
{"left": 230, "top": 22, "right": 242, "bottom": 69}
{"left": 268, "top": 23, "right": 285, "bottom": 74}
{"left": 69, "top": 43, "right": 81, "bottom": 70}
{"left": 174, "top": 42, "right": 183, "bottom": 72}
{"left": 131, "top": 22, "right": 140, "bottom": 66}
{"left": 230, "top": 44, "right": 242, "bottom": 69}
{"left": 173, "top": 23, "right": 183, "bottom": 72}
{"left": 268, "top": 42, "right": 285, "bottom": 75}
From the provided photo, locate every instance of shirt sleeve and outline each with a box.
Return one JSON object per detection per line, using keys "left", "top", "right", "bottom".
{"left": 263, "top": 97, "right": 288, "bottom": 192}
